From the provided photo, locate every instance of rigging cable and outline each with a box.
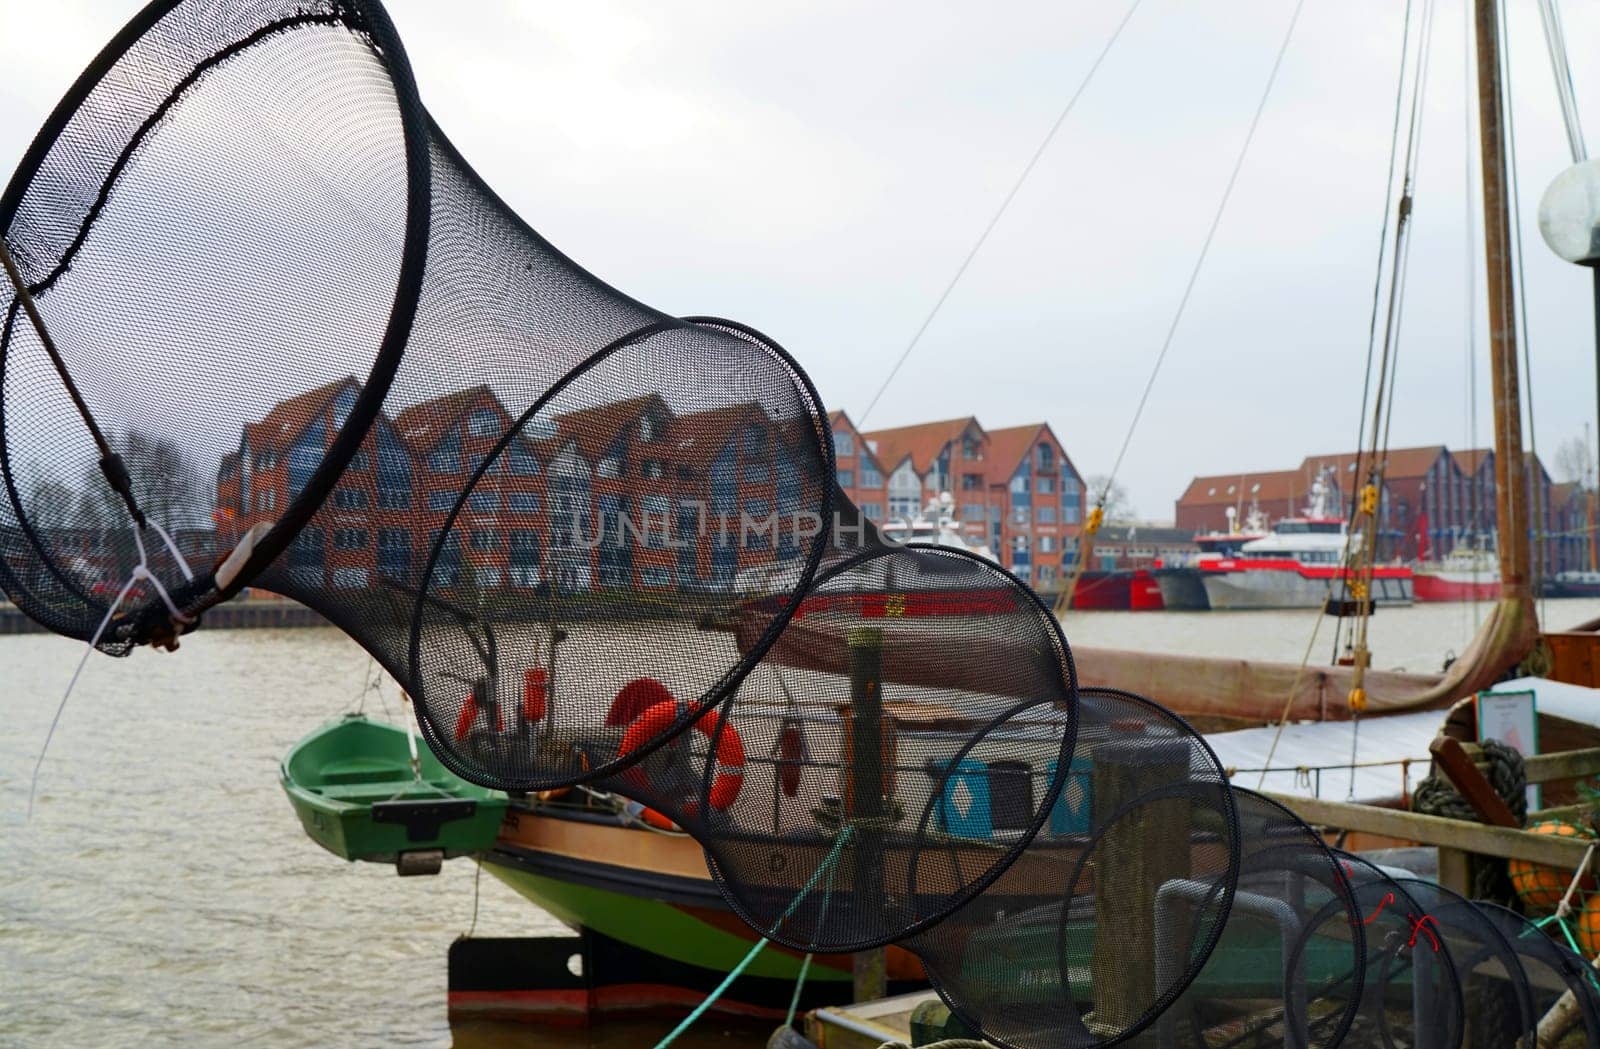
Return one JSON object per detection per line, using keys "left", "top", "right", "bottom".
{"left": 1331, "top": 0, "right": 1418, "bottom": 666}
{"left": 1259, "top": 0, "right": 1434, "bottom": 789}
{"left": 1464, "top": 0, "right": 1484, "bottom": 636}
{"left": 1096, "top": 0, "right": 1305, "bottom": 501}
{"left": 856, "top": 0, "right": 1144, "bottom": 426}
{"left": 1535, "top": 0, "right": 1586, "bottom": 163}
{"left": 1345, "top": 0, "right": 1439, "bottom": 796}
{"left": 1063, "top": 0, "right": 1306, "bottom": 620}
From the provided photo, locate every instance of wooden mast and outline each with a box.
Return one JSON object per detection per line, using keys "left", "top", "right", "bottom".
{"left": 1474, "top": 0, "right": 1535, "bottom": 601}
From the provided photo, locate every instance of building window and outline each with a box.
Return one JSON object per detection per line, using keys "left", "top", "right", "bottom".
{"left": 1037, "top": 505, "right": 1056, "bottom": 524}
{"left": 742, "top": 426, "right": 767, "bottom": 458}
{"left": 1039, "top": 535, "right": 1055, "bottom": 554}
{"left": 377, "top": 489, "right": 411, "bottom": 510}
{"left": 860, "top": 464, "right": 883, "bottom": 488}
{"left": 1036, "top": 443, "right": 1054, "bottom": 471}
{"left": 742, "top": 463, "right": 770, "bottom": 484}
{"left": 428, "top": 430, "right": 461, "bottom": 473}
{"left": 468, "top": 491, "right": 498, "bottom": 512}
{"left": 254, "top": 452, "right": 277, "bottom": 471}
{"left": 428, "top": 491, "right": 456, "bottom": 512}
{"left": 597, "top": 455, "right": 623, "bottom": 479}
{"left": 833, "top": 432, "right": 854, "bottom": 457}
{"left": 333, "top": 487, "right": 368, "bottom": 510}
{"left": 640, "top": 564, "right": 673, "bottom": 587}
{"left": 468, "top": 409, "right": 500, "bottom": 436}
{"left": 508, "top": 492, "right": 541, "bottom": 512}
{"left": 349, "top": 450, "right": 371, "bottom": 470}
{"left": 1038, "top": 475, "right": 1054, "bottom": 495}
{"left": 509, "top": 446, "right": 540, "bottom": 475}
{"left": 470, "top": 529, "right": 499, "bottom": 552}
{"left": 642, "top": 459, "right": 665, "bottom": 479}
{"left": 1013, "top": 507, "right": 1030, "bottom": 526}
{"left": 333, "top": 528, "right": 368, "bottom": 549}
{"left": 1011, "top": 474, "right": 1030, "bottom": 495}
{"left": 838, "top": 470, "right": 855, "bottom": 489}
{"left": 639, "top": 414, "right": 658, "bottom": 443}
{"left": 862, "top": 503, "right": 883, "bottom": 520}
{"left": 962, "top": 503, "right": 986, "bottom": 522}
{"left": 962, "top": 435, "right": 981, "bottom": 459}
{"left": 961, "top": 472, "right": 982, "bottom": 491}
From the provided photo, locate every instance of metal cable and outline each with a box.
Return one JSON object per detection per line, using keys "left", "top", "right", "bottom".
{"left": 856, "top": 0, "right": 1145, "bottom": 426}
{"left": 1099, "top": 0, "right": 1306, "bottom": 498}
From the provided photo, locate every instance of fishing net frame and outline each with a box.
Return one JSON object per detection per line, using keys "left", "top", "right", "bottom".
{"left": 689, "top": 539, "right": 1079, "bottom": 954}
{"left": 0, "top": 0, "right": 839, "bottom": 793}
{"left": 0, "top": 0, "right": 432, "bottom": 652}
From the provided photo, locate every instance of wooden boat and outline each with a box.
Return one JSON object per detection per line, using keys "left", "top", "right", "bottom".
{"left": 280, "top": 713, "right": 508, "bottom": 873}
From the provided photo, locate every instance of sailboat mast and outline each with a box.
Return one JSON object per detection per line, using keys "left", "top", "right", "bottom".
{"left": 1473, "top": 0, "right": 1533, "bottom": 599}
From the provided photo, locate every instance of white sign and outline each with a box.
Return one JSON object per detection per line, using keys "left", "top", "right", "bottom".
{"left": 1476, "top": 689, "right": 1541, "bottom": 811}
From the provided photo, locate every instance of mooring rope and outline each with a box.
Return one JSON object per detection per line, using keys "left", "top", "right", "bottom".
{"left": 654, "top": 827, "right": 854, "bottom": 1049}
{"left": 26, "top": 520, "right": 197, "bottom": 818}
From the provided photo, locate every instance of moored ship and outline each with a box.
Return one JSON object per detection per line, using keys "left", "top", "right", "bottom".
{"left": 1412, "top": 546, "right": 1500, "bottom": 602}
{"left": 1197, "top": 475, "right": 1413, "bottom": 611}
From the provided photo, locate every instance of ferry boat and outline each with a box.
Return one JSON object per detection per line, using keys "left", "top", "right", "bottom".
{"left": 879, "top": 493, "right": 997, "bottom": 562}
{"left": 1544, "top": 570, "right": 1600, "bottom": 598}
{"left": 1197, "top": 474, "right": 1413, "bottom": 611}
{"left": 1153, "top": 504, "right": 1268, "bottom": 611}
{"left": 1412, "top": 545, "right": 1499, "bottom": 602}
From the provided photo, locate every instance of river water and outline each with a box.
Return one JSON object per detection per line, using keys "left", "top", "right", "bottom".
{"left": 4, "top": 598, "right": 1599, "bottom": 1047}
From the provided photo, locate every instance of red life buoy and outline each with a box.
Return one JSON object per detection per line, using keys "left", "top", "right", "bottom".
{"left": 605, "top": 676, "right": 675, "bottom": 727}
{"left": 616, "top": 697, "right": 745, "bottom": 826}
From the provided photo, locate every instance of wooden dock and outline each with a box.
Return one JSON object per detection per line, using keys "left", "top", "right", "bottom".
{"left": 809, "top": 991, "right": 943, "bottom": 1048}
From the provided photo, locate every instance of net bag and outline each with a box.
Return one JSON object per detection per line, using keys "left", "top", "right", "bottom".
{"left": 1155, "top": 789, "right": 1363, "bottom": 1049}
{"left": 1388, "top": 878, "right": 1537, "bottom": 1048}
{"left": 1468, "top": 901, "right": 1600, "bottom": 1048}
{"left": 1329, "top": 850, "right": 1465, "bottom": 1049}
{"left": 904, "top": 686, "right": 1240, "bottom": 1049}
{"left": 592, "top": 498, "right": 1081, "bottom": 951}
{"left": 0, "top": 1, "right": 833, "bottom": 790}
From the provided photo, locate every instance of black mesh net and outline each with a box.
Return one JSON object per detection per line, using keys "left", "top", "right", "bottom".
{"left": 904, "top": 687, "right": 1240, "bottom": 1049}
{"left": 1470, "top": 901, "right": 1600, "bottom": 1048}
{"left": 1388, "top": 878, "right": 1537, "bottom": 1048}
{"left": 1329, "top": 850, "right": 1465, "bottom": 1049}
{"left": 0, "top": 1, "right": 832, "bottom": 791}
{"left": 1151, "top": 789, "right": 1362, "bottom": 1049}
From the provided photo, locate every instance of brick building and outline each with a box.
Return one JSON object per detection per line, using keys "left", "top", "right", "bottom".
{"left": 859, "top": 417, "right": 1086, "bottom": 590}
{"left": 827, "top": 410, "right": 886, "bottom": 523}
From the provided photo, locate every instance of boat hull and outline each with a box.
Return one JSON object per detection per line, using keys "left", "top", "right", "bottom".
{"left": 1412, "top": 571, "right": 1500, "bottom": 602}
{"left": 1153, "top": 567, "right": 1210, "bottom": 610}
{"left": 1201, "top": 568, "right": 1413, "bottom": 610}
{"left": 477, "top": 804, "right": 925, "bottom": 1021}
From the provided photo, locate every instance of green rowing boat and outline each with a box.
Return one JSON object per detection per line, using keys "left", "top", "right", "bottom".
{"left": 280, "top": 713, "right": 507, "bottom": 874}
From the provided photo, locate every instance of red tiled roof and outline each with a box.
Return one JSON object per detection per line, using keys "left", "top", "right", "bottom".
{"left": 554, "top": 393, "right": 668, "bottom": 463}
{"left": 242, "top": 376, "right": 357, "bottom": 453}
{"left": 1455, "top": 448, "right": 1493, "bottom": 476}
{"left": 862, "top": 417, "right": 979, "bottom": 477}
{"left": 666, "top": 402, "right": 770, "bottom": 471}
{"left": 1298, "top": 446, "right": 1448, "bottom": 482}
{"left": 392, "top": 385, "right": 503, "bottom": 453}
{"left": 1177, "top": 469, "right": 1306, "bottom": 508}
{"left": 985, "top": 423, "right": 1046, "bottom": 476}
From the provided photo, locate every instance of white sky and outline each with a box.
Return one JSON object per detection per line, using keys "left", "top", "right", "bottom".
{"left": 3, "top": 1, "right": 1599, "bottom": 519}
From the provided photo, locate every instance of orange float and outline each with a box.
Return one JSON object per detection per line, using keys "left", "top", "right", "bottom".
{"left": 1509, "top": 820, "right": 1596, "bottom": 912}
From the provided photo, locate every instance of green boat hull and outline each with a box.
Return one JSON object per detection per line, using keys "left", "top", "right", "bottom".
{"left": 280, "top": 713, "right": 507, "bottom": 865}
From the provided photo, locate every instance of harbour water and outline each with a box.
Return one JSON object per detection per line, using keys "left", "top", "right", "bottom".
{"left": 4, "top": 598, "right": 1599, "bottom": 1047}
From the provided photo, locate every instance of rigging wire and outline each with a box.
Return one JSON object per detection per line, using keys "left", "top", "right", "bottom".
{"left": 855, "top": 0, "right": 1144, "bottom": 427}
{"left": 1536, "top": 0, "right": 1587, "bottom": 162}
{"left": 1097, "top": 0, "right": 1305, "bottom": 500}
{"left": 1059, "top": 0, "right": 1306, "bottom": 619}
{"left": 1464, "top": 0, "right": 1484, "bottom": 636}
{"left": 1502, "top": 0, "right": 1548, "bottom": 626}
{"left": 1260, "top": 0, "right": 1435, "bottom": 788}
{"left": 1331, "top": 0, "right": 1418, "bottom": 666}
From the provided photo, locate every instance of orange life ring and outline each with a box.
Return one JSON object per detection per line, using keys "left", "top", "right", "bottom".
{"left": 616, "top": 698, "right": 745, "bottom": 826}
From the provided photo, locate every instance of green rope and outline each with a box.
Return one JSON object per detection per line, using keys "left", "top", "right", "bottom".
{"left": 654, "top": 827, "right": 855, "bottom": 1049}
{"left": 785, "top": 954, "right": 815, "bottom": 1029}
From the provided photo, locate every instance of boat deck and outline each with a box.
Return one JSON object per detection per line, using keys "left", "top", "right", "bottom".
{"left": 809, "top": 991, "right": 952, "bottom": 1048}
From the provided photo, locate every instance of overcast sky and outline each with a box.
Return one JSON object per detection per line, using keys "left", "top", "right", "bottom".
{"left": 3, "top": 1, "right": 1599, "bottom": 520}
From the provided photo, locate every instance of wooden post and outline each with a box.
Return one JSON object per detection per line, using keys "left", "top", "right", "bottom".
{"left": 849, "top": 626, "right": 887, "bottom": 1004}
{"left": 1089, "top": 734, "right": 1191, "bottom": 1039}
